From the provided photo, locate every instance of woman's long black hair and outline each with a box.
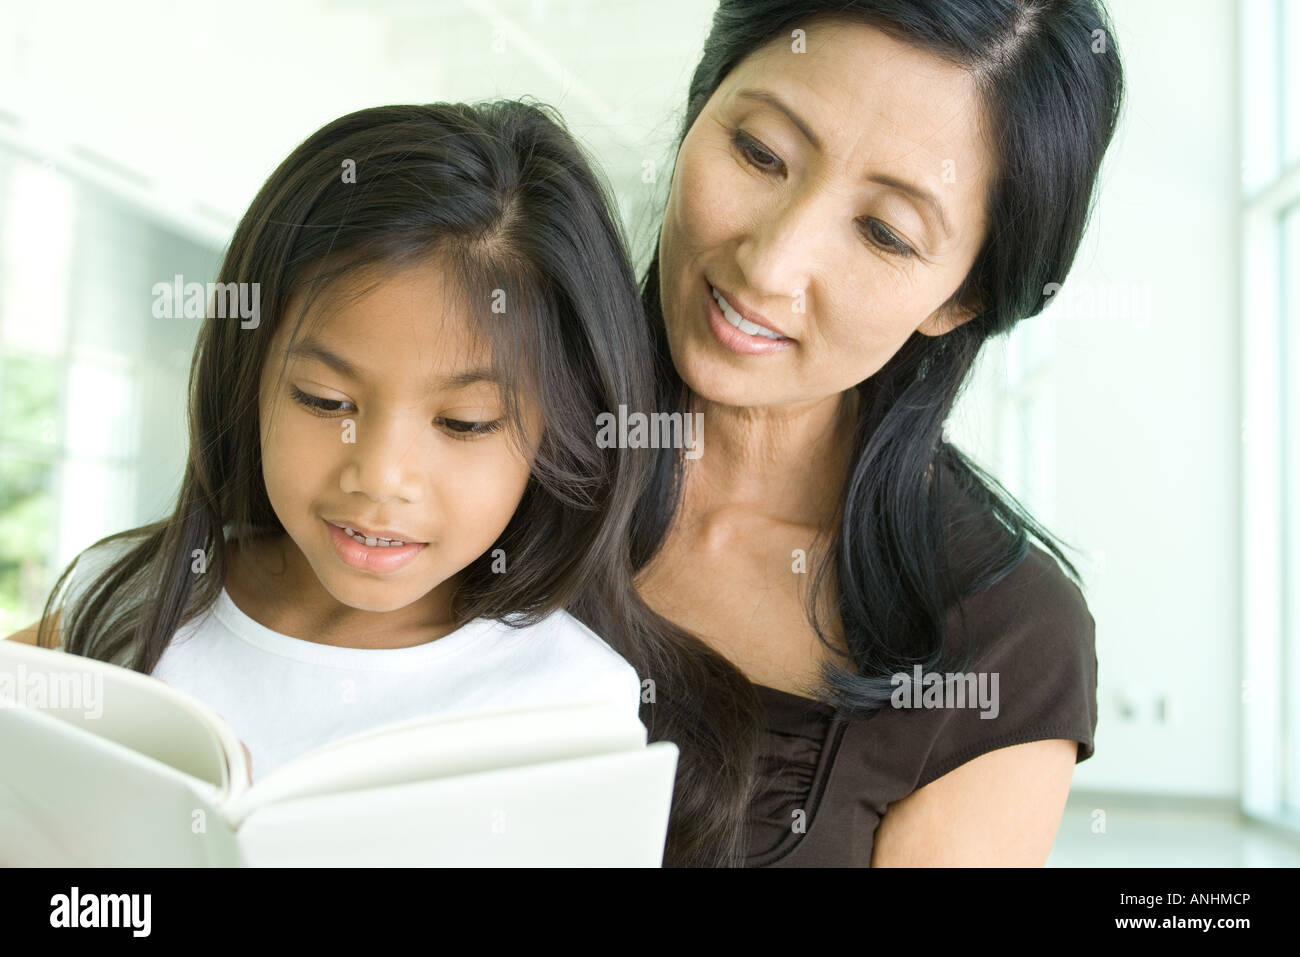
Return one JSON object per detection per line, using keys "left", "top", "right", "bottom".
{"left": 39, "top": 99, "right": 765, "bottom": 866}
{"left": 627, "top": 0, "right": 1126, "bottom": 854}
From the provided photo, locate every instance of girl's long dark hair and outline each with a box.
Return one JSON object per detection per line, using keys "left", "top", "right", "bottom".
{"left": 40, "top": 99, "right": 764, "bottom": 866}
{"left": 629, "top": 0, "right": 1126, "bottom": 853}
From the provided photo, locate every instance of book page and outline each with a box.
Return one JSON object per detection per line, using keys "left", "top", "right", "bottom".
{"left": 0, "top": 638, "right": 246, "bottom": 795}
{"left": 236, "top": 743, "right": 679, "bottom": 866}
{"left": 0, "top": 702, "right": 243, "bottom": 866}
{"left": 224, "top": 696, "right": 646, "bottom": 825}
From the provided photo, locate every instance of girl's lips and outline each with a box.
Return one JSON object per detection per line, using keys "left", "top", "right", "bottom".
{"left": 324, "top": 517, "right": 425, "bottom": 573}
{"left": 326, "top": 519, "right": 424, "bottom": 544}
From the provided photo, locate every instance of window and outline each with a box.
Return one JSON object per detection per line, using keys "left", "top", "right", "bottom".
{"left": 1241, "top": 0, "right": 1300, "bottom": 831}
{"left": 0, "top": 146, "right": 218, "bottom": 635}
{"left": 1000, "top": 313, "right": 1057, "bottom": 529}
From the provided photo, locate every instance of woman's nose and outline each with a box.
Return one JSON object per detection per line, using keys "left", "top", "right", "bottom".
{"left": 733, "top": 189, "right": 831, "bottom": 307}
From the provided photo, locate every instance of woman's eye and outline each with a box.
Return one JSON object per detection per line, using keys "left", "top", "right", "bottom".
{"left": 733, "top": 132, "right": 784, "bottom": 174}
{"left": 290, "top": 386, "right": 355, "bottom": 415}
{"left": 437, "top": 417, "right": 504, "bottom": 438}
{"left": 860, "top": 219, "right": 916, "bottom": 258}
{"left": 732, "top": 130, "right": 914, "bottom": 260}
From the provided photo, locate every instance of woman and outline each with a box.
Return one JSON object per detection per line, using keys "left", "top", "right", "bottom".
{"left": 609, "top": 0, "right": 1124, "bottom": 866}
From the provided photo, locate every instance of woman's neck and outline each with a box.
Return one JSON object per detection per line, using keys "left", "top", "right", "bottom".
{"left": 682, "top": 387, "right": 859, "bottom": 530}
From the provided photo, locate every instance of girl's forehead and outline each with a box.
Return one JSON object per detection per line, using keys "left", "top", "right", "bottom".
{"left": 281, "top": 264, "right": 487, "bottom": 342}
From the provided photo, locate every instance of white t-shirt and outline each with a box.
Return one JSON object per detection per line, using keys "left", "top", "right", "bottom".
{"left": 62, "top": 537, "right": 644, "bottom": 781}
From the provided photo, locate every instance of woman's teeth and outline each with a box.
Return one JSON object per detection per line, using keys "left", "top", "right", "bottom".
{"left": 711, "top": 286, "right": 786, "bottom": 340}
{"left": 343, "top": 526, "right": 405, "bottom": 547}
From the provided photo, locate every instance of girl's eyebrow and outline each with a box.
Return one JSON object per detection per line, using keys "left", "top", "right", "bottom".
{"left": 287, "top": 339, "right": 499, "bottom": 389}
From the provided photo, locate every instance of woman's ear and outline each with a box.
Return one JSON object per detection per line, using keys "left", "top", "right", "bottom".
{"left": 917, "top": 292, "right": 982, "bottom": 337}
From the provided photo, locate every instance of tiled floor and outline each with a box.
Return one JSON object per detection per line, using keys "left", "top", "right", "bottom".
{"left": 1049, "top": 792, "right": 1300, "bottom": 866}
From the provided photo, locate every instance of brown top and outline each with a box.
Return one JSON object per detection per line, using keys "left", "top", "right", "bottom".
{"left": 743, "top": 477, "right": 1099, "bottom": 867}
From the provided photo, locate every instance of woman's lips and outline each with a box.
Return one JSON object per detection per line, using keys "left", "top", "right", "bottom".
{"left": 709, "top": 282, "right": 792, "bottom": 338}
{"left": 702, "top": 276, "right": 796, "bottom": 356}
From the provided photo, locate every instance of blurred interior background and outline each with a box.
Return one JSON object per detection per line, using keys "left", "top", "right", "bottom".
{"left": 0, "top": 0, "right": 1296, "bottom": 865}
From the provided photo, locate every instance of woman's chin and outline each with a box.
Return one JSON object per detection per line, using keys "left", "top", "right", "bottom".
{"left": 683, "top": 367, "right": 778, "bottom": 410}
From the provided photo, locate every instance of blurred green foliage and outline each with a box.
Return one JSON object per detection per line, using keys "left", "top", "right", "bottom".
{"left": 0, "top": 353, "right": 59, "bottom": 631}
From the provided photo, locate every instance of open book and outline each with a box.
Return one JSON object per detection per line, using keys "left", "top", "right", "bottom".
{"left": 0, "top": 639, "right": 678, "bottom": 867}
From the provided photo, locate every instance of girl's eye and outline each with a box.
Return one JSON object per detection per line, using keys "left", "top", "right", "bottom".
{"left": 291, "top": 387, "right": 502, "bottom": 438}
{"left": 859, "top": 219, "right": 916, "bottom": 258}
{"left": 290, "top": 386, "right": 355, "bottom": 415}
{"left": 436, "top": 417, "right": 504, "bottom": 439}
{"left": 732, "top": 131, "right": 784, "bottom": 174}
{"left": 733, "top": 130, "right": 915, "bottom": 259}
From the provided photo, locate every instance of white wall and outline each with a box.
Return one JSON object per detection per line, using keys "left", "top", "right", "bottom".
{"left": 953, "top": 0, "right": 1242, "bottom": 799}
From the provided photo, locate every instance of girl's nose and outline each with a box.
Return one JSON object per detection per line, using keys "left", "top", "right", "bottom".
{"left": 338, "top": 417, "right": 423, "bottom": 504}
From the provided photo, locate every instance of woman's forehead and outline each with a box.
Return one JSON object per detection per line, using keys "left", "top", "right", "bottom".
{"left": 729, "top": 22, "right": 987, "bottom": 158}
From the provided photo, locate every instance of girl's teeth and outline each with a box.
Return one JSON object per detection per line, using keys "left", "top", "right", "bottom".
{"left": 343, "top": 526, "right": 404, "bottom": 547}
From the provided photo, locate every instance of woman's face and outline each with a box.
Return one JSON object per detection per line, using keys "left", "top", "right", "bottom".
{"left": 257, "top": 258, "right": 545, "bottom": 615}
{"left": 659, "top": 18, "right": 995, "bottom": 409}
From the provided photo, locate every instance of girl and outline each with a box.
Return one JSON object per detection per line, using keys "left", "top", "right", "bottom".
{"left": 10, "top": 100, "right": 756, "bottom": 865}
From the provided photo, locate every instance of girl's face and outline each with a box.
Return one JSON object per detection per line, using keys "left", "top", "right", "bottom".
{"left": 257, "top": 258, "right": 545, "bottom": 616}
{"left": 658, "top": 18, "right": 995, "bottom": 409}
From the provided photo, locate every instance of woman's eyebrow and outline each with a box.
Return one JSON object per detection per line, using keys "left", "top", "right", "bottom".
{"left": 735, "top": 87, "right": 954, "bottom": 241}
{"left": 287, "top": 339, "right": 499, "bottom": 389}
{"left": 737, "top": 88, "right": 824, "bottom": 149}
